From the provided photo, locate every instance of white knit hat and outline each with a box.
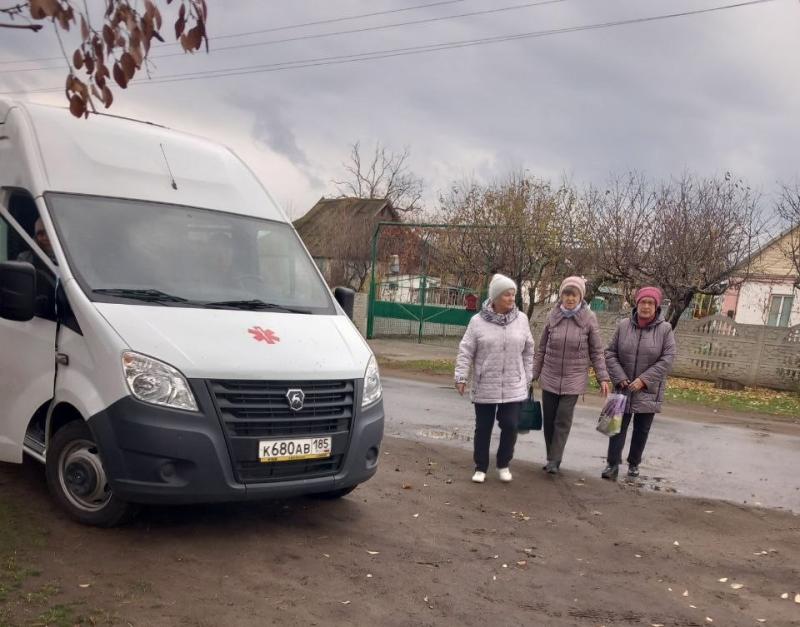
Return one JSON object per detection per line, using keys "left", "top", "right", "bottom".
{"left": 488, "top": 273, "right": 517, "bottom": 302}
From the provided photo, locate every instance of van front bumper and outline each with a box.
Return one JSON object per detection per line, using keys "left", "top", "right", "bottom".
{"left": 87, "top": 379, "right": 384, "bottom": 505}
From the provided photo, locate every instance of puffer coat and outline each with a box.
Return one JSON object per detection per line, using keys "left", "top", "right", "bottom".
{"left": 605, "top": 310, "right": 677, "bottom": 414}
{"left": 454, "top": 301, "right": 535, "bottom": 404}
{"left": 531, "top": 303, "right": 610, "bottom": 395}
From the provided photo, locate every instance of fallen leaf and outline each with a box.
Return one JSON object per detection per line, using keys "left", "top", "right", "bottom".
{"left": 673, "top": 541, "right": 680, "bottom": 547}
{"left": 492, "top": 575, "right": 497, "bottom": 581}
{"left": 668, "top": 588, "right": 673, "bottom": 592}
{"left": 516, "top": 561, "right": 527, "bottom": 566}
{"left": 423, "top": 596, "right": 429, "bottom": 603}
{"left": 706, "top": 618, "right": 714, "bottom": 623}
{"left": 502, "top": 564, "right": 508, "bottom": 569}
{"left": 413, "top": 513, "right": 420, "bottom": 518}
{"left": 690, "top": 605, "right": 697, "bottom": 609}
{"left": 730, "top": 583, "right": 744, "bottom": 590}
{"left": 592, "top": 510, "right": 603, "bottom": 516}
{"left": 340, "top": 600, "right": 350, "bottom": 605}
{"left": 718, "top": 578, "right": 728, "bottom": 583}
{"left": 79, "top": 583, "right": 91, "bottom": 588}
{"left": 651, "top": 624, "right": 665, "bottom": 627}
{"left": 704, "top": 510, "right": 714, "bottom": 514}
{"left": 795, "top": 593, "right": 800, "bottom": 604}
{"left": 323, "top": 554, "right": 330, "bottom": 558}
{"left": 366, "top": 574, "right": 373, "bottom": 578}
{"left": 682, "top": 590, "right": 689, "bottom": 597}
{"left": 780, "top": 593, "right": 789, "bottom": 599}
{"left": 402, "top": 484, "right": 412, "bottom": 490}
{"left": 367, "top": 551, "right": 380, "bottom": 556}
{"left": 635, "top": 554, "right": 642, "bottom": 558}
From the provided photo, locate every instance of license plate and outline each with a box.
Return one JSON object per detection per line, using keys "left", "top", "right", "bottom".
{"left": 258, "top": 437, "right": 332, "bottom": 463}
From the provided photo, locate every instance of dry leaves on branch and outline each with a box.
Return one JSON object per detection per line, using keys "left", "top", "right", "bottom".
{"left": 28, "top": 0, "right": 209, "bottom": 117}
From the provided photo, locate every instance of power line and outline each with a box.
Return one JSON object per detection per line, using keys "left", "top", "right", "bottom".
{"left": 0, "top": 0, "right": 471, "bottom": 66}
{"left": 0, "top": 0, "right": 776, "bottom": 96}
{"left": 0, "top": 0, "right": 566, "bottom": 75}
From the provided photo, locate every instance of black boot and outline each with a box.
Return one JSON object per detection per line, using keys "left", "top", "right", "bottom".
{"left": 601, "top": 464, "right": 619, "bottom": 480}
{"left": 627, "top": 464, "right": 640, "bottom": 478}
{"left": 545, "top": 461, "right": 559, "bottom": 474}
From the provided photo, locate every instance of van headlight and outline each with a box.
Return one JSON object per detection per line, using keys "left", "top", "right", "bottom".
{"left": 362, "top": 355, "right": 382, "bottom": 408}
{"left": 122, "top": 351, "right": 198, "bottom": 412}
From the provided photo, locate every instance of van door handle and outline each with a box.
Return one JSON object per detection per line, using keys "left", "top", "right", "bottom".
{"left": 56, "top": 353, "right": 69, "bottom": 366}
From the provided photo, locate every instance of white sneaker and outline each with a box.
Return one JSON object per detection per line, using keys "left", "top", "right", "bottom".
{"left": 498, "top": 468, "right": 513, "bottom": 483}
{"left": 471, "top": 471, "right": 486, "bottom": 483}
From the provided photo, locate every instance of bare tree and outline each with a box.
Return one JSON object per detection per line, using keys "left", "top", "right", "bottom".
{"left": 582, "top": 172, "right": 764, "bottom": 328}
{"left": 776, "top": 181, "right": 800, "bottom": 289}
{"left": 1, "top": 0, "right": 208, "bottom": 117}
{"left": 332, "top": 141, "right": 425, "bottom": 212}
{"left": 434, "top": 171, "right": 569, "bottom": 315}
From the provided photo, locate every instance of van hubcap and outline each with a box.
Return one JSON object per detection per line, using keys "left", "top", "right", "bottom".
{"left": 59, "top": 439, "right": 111, "bottom": 512}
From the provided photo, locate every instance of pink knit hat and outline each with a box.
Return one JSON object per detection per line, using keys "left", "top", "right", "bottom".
{"left": 559, "top": 276, "right": 586, "bottom": 301}
{"left": 635, "top": 286, "right": 663, "bottom": 307}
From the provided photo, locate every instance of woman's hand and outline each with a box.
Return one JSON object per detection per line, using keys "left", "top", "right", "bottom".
{"left": 456, "top": 382, "right": 466, "bottom": 396}
{"left": 600, "top": 381, "right": 610, "bottom": 398}
{"left": 628, "top": 378, "right": 646, "bottom": 392}
{"left": 618, "top": 379, "right": 631, "bottom": 390}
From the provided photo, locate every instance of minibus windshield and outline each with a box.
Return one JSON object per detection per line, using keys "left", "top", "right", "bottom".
{"left": 46, "top": 193, "right": 336, "bottom": 314}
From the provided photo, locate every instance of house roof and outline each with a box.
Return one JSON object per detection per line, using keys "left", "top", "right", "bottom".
{"left": 734, "top": 224, "right": 799, "bottom": 280}
{"left": 294, "top": 196, "right": 400, "bottom": 258}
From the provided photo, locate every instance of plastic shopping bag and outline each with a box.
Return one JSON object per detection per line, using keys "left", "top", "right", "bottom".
{"left": 596, "top": 393, "right": 626, "bottom": 437}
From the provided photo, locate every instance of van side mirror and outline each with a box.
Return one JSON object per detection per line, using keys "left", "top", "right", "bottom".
{"left": 333, "top": 287, "right": 355, "bottom": 320}
{"left": 0, "top": 261, "right": 37, "bottom": 322}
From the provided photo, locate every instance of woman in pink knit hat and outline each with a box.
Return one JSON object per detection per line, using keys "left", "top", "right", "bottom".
{"left": 531, "top": 276, "right": 610, "bottom": 474}
{"left": 601, "top": 286, "right": 677, "bottom": 480}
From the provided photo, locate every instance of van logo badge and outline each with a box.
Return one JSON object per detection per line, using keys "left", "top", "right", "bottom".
{"left": 248, "top": 326, "right": 280, "bottom": 344}
{"left": 286, "top": 389, "right": 305, "bottom": 412}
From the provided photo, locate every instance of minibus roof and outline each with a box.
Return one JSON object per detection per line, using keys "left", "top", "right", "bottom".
{"left": 0, "top": 99, "right": 286, "bottom": 222}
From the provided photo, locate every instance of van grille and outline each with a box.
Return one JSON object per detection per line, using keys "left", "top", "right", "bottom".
{"left": 208, "top": 379, "right": 355, "bottom": 483}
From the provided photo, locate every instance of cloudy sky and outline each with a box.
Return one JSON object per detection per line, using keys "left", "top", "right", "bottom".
{"left": 1, "top": 0, "right": 798, "bottom": 219}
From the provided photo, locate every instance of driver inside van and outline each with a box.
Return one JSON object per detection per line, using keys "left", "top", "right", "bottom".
{"left": 18, "top": 218, "right": 56, "bottom": 265}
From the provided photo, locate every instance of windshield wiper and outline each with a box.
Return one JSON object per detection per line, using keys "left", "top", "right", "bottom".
{"left": 203, "top": 299, "right": 311, "bottom": 314}
{"left": 93, "top": 288, "right": 191, "bottom": 304}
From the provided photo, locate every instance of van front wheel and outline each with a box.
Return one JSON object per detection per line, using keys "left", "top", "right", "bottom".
{"left": 46, "top": 421, "right": 136, "bottom": 527}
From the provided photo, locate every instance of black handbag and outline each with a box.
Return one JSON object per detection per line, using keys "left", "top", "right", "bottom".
{"left": 518, "top": 387, "right": 543, "bottom": 433}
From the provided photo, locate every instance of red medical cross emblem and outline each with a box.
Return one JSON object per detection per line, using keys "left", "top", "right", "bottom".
{"left": 248, "top": 326, "right": 280, "bottom": 344}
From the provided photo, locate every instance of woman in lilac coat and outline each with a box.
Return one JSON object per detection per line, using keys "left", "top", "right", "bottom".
{"left": 455, "top": 274, "right": 534, "bottom": 484}
{"left": 532, "top": 277, "right": 610, "bottom": 474}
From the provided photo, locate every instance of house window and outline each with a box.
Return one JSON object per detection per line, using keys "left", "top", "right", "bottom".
{"left": 767, "top": 294, "right": 794, "bottom": 327}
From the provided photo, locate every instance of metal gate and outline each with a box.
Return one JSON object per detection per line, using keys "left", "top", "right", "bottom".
{"left": 366, "top": 222, "right": 492, "bottom": 346}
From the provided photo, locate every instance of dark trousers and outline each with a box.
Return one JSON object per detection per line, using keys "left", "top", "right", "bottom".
{"left": 542, "top": 390, "right": 579, "bottom": 463}
{"left": 607, "top": 412, "right": 655, "bottom": 466}
{"left": 473, "top": 402, "right": 520, "bottom": 472}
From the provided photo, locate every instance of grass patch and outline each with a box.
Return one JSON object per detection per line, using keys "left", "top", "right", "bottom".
{"left": 589, "top": 376, "right": 800, "bottom": 418}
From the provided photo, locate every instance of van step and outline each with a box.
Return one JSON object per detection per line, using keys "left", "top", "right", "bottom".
{"left": 23, "top": 434, "right": 46, "bottom": 455}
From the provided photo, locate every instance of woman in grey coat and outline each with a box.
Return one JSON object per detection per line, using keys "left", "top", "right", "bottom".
{"left": 455, "top": 274, "right": 534, "bottom": 484}
{"left": 532, "top": 276, "right": 610, "bottom": 474}
{"left": 602, "top": 286, "right": 677, "bottom": 480}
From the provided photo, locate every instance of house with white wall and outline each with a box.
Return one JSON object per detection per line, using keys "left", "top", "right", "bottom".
{"left": 722, "top": 228, "right": 800, "bottom": 327}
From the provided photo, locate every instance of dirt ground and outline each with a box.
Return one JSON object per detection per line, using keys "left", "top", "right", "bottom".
{"left": 1, "top": 436, "right": 799, "bottom": 627}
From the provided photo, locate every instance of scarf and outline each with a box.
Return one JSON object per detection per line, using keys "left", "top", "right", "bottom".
{"left": 479, "top": 299, "right": 519, "bottom": 326}
{"left": 560, "top": 302, "right": 583, "bottom": 319}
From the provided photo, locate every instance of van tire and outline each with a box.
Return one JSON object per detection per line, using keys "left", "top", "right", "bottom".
{"left": 46, "top": 421, "right": 136, "bottom": 527}
{"left": 310, "top": 485, "right": 358, "bottom": 500}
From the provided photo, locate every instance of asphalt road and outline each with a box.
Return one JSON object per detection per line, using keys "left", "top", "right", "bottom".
{"left": 383, "top": 377, "right": 800, "bottom": 513}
